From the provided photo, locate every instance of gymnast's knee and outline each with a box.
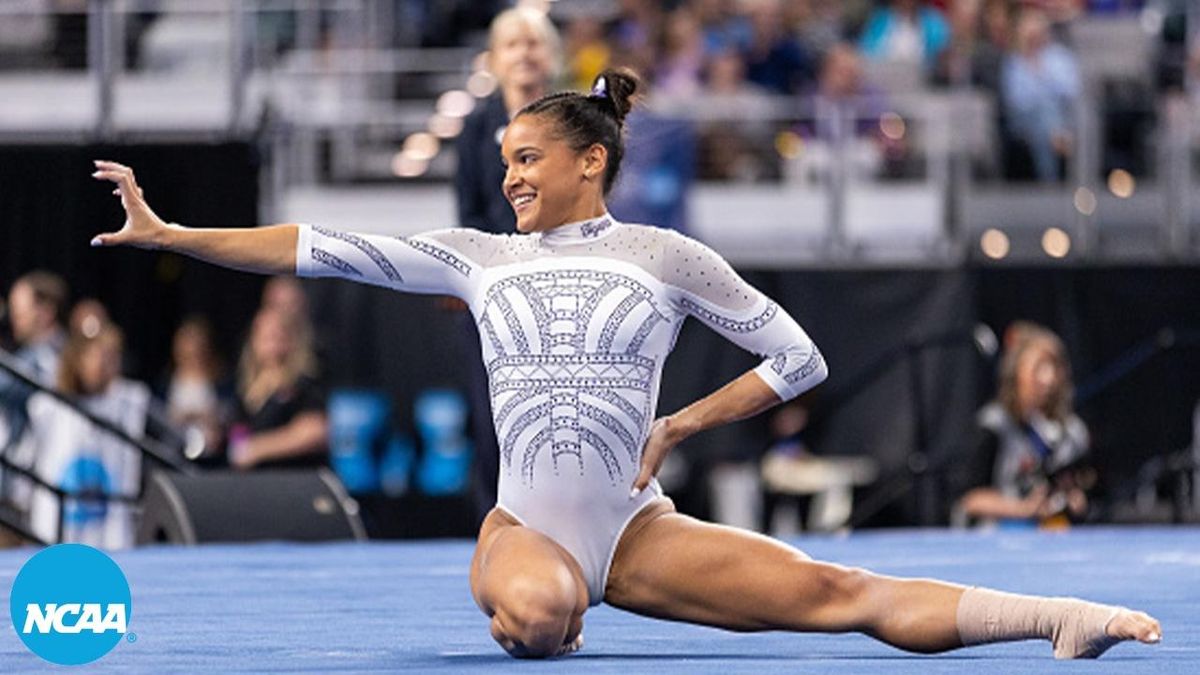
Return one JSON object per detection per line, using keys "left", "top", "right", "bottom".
{"left": 802, "top": 563, "right": 877, "bottom": 623}
{"left": 490, "top": 575, "right": 577, "bottom": 658}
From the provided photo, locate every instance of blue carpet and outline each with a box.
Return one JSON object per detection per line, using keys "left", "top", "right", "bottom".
{"left": 1, "top": 526, "right": 1196, "bottom": 673}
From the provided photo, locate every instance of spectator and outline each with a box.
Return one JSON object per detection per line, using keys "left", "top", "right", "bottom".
{"left": 741, "top": 0, "right": 816, "bottom": 94}
{"left": 694, "top": 50, "right": 779, "bottom": 181}
{"left": 690, "top": 0, "right": 751, "bottom": 57}
{"left": 859, "top": 0, "right": 950, "bottom": 73}
{"left": 790, "top": 43, "right": 904, "bottom": 182}
{"left": 608, "top": 0, "right": 665, "bottom": 77}
{"left": 564, "top": 16, "right": 611, "bottom": 91}
{"left": 28, "top": 321, "right": 150, "bottom": 549}
{"left": 956, "top": 323, "right": 1091, "bottom": 526}
{"left": 68, "top": 297, "right": 110, "bottom": 338}
{"left": 1001, "top": 7, "right": 1081, "bottom": 182}
{"left": 783, "top": 0, "right": 860, "bottom": 59}
{"left": 1, "top": 271, "right": 68, "bottom": 522}
{"left": 260, "top": 275, "right": 327, "bottom": 366}
{"left": 227, "top": 308, "right": 328, "bottom": 470}
{"left": 3, "top": 271, "right": 67, "bottom": 386}
{"left": 163, "top": 316, "right": 231, "bottom": 458}
{"left": 607, "top": 90, "right": 698, "bottom": 230}
{"left": 759, "top": 401, "right": 814, "bottom": 533}
{"left": 936, "top": 0, "right": 1010, "bottom": 93}
{"left": 1155, "top": 0, "right": 1192, "bottom": 92}
{"left": 655, "top": 8, "right": 706, "bottom": 98}
{"left": 456, "top": 6, "right": 560, "bottom": 236}
{"left": 261, "top": 275, "right": 309, "bottom": 321}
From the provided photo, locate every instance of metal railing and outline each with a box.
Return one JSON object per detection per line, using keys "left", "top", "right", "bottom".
{"left": 0, "top": 349, "right": 193, "bottom": 545}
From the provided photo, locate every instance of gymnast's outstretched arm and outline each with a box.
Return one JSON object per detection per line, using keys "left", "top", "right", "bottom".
{"left": 91, "top": 160, "right": 482, "bottom": 298}
{"left": 91, "top": 161, "right": 298, "bottom": 275}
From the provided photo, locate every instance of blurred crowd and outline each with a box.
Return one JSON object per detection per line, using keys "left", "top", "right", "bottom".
{"left": 0, "top": 272, "right": 330, "bottom": 549}
{"left": 543, "top": 0, "right": 1192, "bottom": 184}
{"left": 0, "top": 265, "right": 1139, "bottom": 548}
{"left": 2, "top": 1, "right": 1195, "bottom": 186}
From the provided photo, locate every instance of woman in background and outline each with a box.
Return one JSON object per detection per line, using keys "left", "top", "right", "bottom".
{"left": 957, "top": 323, "right": 1090, "bottom": 524}
{"left": 163, "top": 315, "right": 231, "bottom": 458}
{"left": 456, "top": 7, "right": 560, "bottom": 236}
{"left": 226, "top": 307, "right": 328, "bottom": 470}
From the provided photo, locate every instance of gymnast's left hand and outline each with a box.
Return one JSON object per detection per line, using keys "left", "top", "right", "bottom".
{"left": 89, "top": 160, "right": 172, "bottom": 249}
{"left": 631, "top": 416, "right": 684, "bottom": 498}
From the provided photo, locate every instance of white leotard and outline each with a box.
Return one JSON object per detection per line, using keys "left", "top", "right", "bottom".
{"left": 296, "top": 213, "right": 827, "bottom": 604}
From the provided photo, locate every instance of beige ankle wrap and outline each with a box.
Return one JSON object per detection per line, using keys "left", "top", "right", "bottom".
{"left": 955, "top": 587, "right": 1122, "bottom": 659}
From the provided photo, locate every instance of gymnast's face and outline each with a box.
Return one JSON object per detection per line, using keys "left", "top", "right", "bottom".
{"left": 501, "top": 114, "right": 604, "bottom": 234}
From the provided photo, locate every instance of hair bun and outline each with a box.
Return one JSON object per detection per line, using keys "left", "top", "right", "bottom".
{"left": 592, "top": 67, "right": 639, "bottom": 125}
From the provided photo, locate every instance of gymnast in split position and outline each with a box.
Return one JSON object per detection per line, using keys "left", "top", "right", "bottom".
{"left": 91, "top": 68, "right": 1160, "bottom": 660}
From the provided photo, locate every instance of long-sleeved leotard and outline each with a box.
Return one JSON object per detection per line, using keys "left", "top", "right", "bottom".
{"left": 296, "top": 213, "right": 828, "bottom": 604}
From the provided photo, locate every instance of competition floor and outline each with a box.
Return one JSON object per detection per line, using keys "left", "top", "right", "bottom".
{"left": 1, "top": 526, "right": 1196, "bottom": 673}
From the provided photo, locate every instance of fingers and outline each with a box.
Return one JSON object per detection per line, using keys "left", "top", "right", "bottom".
{"left": 631, "top": 417, "right": 676, "bottom": 498}
{"left": 630, "top": 441, "right": 663, "bottom": 498}
{"left": 89, "top": 231, "right": 121, "bottom": 248}
{"left": 91, "top": 160, "right": 143, "bottom": 200}
{"left": 630, "top": 463, "right": 652, "bottom": 499}
{"left": 93, "top": 159, "right": 136, "bottom": 176}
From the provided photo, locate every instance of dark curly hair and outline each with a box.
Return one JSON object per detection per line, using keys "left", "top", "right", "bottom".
{"left": 514, "top": 68, "right": 640, "bottom": 195}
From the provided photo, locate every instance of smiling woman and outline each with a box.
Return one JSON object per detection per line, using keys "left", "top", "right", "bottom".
{"left": 501, "top": 70, "right": 637, "bottom": 234}
{"left": 88, "top": 67, "right": 1160, "bottom": 661}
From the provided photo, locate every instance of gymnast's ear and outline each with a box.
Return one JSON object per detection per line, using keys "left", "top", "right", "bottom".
{"left": 581, "top": 142, "right": 607, "bottom": 183}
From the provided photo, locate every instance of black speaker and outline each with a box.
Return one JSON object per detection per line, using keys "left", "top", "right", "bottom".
{"left": 137, "top": 469, "right": 367, "bottom": 545}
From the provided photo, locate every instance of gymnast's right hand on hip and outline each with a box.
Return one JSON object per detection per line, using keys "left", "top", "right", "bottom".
{"left": 90, "top": 160, "right": 171, "bottom": 249}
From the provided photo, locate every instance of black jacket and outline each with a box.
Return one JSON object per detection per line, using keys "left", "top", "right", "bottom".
{"left": 454, "top": 93, "right": 515, "bottom": 234}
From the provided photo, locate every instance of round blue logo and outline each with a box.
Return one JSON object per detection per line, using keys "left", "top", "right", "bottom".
{"left": 9, "top": 544, "right": 132, "bottom": 665}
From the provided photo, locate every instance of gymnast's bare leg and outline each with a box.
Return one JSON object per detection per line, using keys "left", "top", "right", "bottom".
{"left": 601, "top": 370, "right": 1163, "bottom": 660}
{"left": 469, "top": 508, "right": 588, "bottom": 658}
{"left": 605, "top": 498, "right": 1161, "bottom": 658}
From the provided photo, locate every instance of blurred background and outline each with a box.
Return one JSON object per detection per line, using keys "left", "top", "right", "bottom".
{"left": 1, "top": 0, "right": 1199, "bottom": 549}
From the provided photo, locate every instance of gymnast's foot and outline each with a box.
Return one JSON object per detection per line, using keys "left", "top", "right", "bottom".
{"left": 1053, "top": 604, "right": 1161, "bottom": 659}
{"left": 555, "top": 633, "right": 583, "bottom": 657}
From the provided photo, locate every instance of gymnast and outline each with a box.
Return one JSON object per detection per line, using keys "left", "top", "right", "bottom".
{"left": 91, "top": 68, "right": 1160, "bottom": 660}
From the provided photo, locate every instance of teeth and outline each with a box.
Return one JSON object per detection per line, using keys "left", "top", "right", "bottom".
{"left": 513, "top": 194, "right": 535, "bottom": 206}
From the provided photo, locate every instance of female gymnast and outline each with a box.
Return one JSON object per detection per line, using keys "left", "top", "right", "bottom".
{"left": 91, "top": 68, "right": 1160, "bottom": 660}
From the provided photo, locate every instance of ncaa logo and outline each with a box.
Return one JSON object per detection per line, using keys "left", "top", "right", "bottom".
{"left": 9, "top": 544, "right": 132, "bottom": 665}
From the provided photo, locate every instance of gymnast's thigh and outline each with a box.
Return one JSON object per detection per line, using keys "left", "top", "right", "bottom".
{"left": 603, "top": 506, "right": 871, "bottom": 633}
{"left": 469, "top": 507, "right": 590, "bottom": 621}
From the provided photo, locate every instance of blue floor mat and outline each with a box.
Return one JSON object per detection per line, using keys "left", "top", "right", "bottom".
{"left": 1, "top": 526, "right": 1195, "bottom": 673}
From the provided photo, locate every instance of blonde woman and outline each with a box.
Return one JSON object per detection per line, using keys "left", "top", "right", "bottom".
{"left": 456, "top": 6, "right": 561, "bottom": 235}
{"left": 959, "top": 323, "right": 1090, "bottom": 523}
{"left": 226, "top": 307, "right": 327, "bottom": 470}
